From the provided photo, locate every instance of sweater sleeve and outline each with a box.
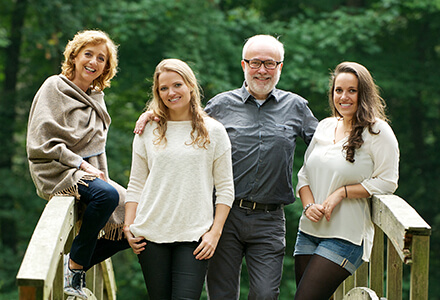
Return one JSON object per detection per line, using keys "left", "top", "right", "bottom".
{"left": 126, "top": 134, "right": 150, "bottom": 203}
{"left": 211, "top": 119, "right": 234, "bottom": 207}
{"left": 361, "top": 121, "right": 399, "bottom": 195}
{"left": 213, "top": 149, "right": 234, "bottom": 207}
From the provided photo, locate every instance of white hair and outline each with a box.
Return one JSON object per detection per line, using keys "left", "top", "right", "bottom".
{"left": 242, "top": 35, "right": 285, "bottom": 61}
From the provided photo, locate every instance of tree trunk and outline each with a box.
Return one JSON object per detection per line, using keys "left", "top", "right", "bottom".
{"left": 0, "top": 0, "right": 28, "bottom": 250}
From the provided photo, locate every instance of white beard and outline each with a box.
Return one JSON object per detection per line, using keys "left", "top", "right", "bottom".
{"left": 245, "top": 71, "right": 280, "bottom": 100}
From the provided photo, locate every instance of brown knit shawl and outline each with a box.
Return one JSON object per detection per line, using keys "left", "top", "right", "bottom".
{"left": 27, "top": 74, "right": 125, "bottom": 240}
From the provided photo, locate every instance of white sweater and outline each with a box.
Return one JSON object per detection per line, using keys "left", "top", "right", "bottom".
{"left": 126, "top": 117, "right": 234, "bottom": 243}
{"left": 297, "top": 117, "right": 399, "bottom": 261}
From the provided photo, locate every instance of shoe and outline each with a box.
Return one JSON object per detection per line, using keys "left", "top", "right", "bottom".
{"left": 63, "top": 254, "right": 88, "bottom": 299}
{"left": 82, "top": 271, "right": 86, "bottom": 288}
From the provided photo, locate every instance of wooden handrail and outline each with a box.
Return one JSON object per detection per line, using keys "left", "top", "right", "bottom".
{"left": 16, "top": 196, "right": 117, "bottom": 300}
{"left": 334, "top": 194, "right": 431, "bottom": 300}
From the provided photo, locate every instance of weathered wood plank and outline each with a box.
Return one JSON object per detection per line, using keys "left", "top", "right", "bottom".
{"left": 16, "top": 196, "right": 75, "bottom": 299}
{"left": 371, "top": 195, "right": 431, "bottom": 263}
{"left": 53, "top": 254, "right": 64, "bottom": 300}
{"left": 334, "top": 283, "right": 344, "bottom": 300}
{"left": 410, "top": 235, "right": 430, "bottom": 300}
{"left": 100, "top": 258, "right": 117, "bottom": 300}
{"left": 344, "top": 275, "right": 355, "bottom": 295}
{"left": 355, "top": 262, "right": 368, "bottom": 288}
{"left": 369, "top": 226, "right": 384, "bottom": 297}
{"left": 386, "top": 238, "right": 402, "bottom": 300}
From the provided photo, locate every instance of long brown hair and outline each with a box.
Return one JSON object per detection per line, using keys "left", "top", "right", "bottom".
{"left": 329, "top": 62, "right": 388, "bottom": 162}
{"left": 147, "top": 59, "right": 210, "bottom": 148}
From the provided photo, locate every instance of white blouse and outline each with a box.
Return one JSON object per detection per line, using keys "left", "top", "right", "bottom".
{"left": 297, "top": 117, "right": 399, "bottom": 261}
{"left": 126, "top": 117, "right": 234, "bottom": 243}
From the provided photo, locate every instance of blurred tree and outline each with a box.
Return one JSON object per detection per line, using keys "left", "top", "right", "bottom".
{"left": 1, "top": 0, "right": 439, "bottom": 299}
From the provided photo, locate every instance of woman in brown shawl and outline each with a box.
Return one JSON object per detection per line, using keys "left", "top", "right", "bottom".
{"left": 26, "top": 30, "right": 129, "bottom": 299}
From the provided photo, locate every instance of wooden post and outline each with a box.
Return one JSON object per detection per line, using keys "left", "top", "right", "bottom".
{"left": 344, "top": 275, "right": 355, "bottom": 295}
{"left": 334, "top": 283, "right": 344, "bottom": 300}
{"left": 386, "top": 238, "right": 402, "bottom": 300}
{"left": 410, "top": 235, "right": 430, "bottom": 300}
{"left": 355, "top": 262, "right": 369, "bottom": 288}
{"left": 369, "top": 226, "right": 384, "bottom": 297}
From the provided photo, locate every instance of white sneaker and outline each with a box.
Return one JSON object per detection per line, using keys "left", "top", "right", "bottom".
{"left": 63, "top": 254, "right": 87, "bottom": 299}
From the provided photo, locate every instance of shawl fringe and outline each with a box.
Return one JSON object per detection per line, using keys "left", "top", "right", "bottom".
{"left": 99, "top": 223, "right": 125, "bottom": 241}
{"left": 51, "top": 174, "right": 125, "bottom": 241}
{"left": 52, "top": 185, "right": 80, "bottom": 200}
{"left": 51, "top": 174, "right": 98, "bottom": 200}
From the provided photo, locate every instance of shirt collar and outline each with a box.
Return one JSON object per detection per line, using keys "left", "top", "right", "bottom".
{"left": 239, "top": 81, "right": 280, "bottom": 103}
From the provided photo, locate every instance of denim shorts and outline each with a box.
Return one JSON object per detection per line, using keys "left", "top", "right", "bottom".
{"left": 294, "top": 231, "right": 363, "bottom": 274}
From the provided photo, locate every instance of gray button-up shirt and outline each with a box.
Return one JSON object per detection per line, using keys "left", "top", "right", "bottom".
{"left": 205, "top": 83, "right": 318, "bottom": 205}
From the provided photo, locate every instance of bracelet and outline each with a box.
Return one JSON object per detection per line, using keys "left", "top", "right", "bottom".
{"left": 303, "top": 203, "right": 315, "bottom": 215}
{"left": 123, "top": 224, "right": 131, "bottom": 230}
{"left": 344, "top": 185, "right": 348, "bottom": 198}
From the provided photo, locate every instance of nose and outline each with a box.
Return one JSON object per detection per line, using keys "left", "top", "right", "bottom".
{"left": 168, "top": 87, "right": 176, "bottom": 96}
{"left": 89, "top": 56, "right": 97, "bottom": 65}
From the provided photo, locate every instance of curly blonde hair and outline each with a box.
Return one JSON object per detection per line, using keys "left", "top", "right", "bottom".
{"left": 147, "top": 58, "right": 210, "bottom": 149}
{"left": 329, "top": 62, "right": 388, "bottom": 163}
{"left": 61, "top": 30, "right": 118, "bottom": 92}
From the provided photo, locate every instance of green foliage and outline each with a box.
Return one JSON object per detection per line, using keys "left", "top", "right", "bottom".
{"left": 1, "top": 0, "right": 440, "bottom": 299}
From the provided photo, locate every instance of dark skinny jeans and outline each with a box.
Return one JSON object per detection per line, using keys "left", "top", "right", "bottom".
{"left": 137, "top": 240, "right": 208, "bottom": 299}
{"left": 70, "top": 178, "right": 129, "bottom": 270}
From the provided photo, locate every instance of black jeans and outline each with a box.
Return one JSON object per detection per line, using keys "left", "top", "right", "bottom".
{"left": 206, "top": 206, "right": 286, "bottom": 300}
{"left": 71, "top": 178, "right": 129, "bottom": 270}
{"left": 138, "top": 241, "right": 208, "bottom": 299}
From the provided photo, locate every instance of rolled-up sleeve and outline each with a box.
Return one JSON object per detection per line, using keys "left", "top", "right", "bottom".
{"left": 296, "top": 136, "right": 317, "bottom": 196}
{"left": 300, "top": 102, "right": 318, "bottom": 146}
{"left": 361, "top": 122, "right": 399, "bottom": 195}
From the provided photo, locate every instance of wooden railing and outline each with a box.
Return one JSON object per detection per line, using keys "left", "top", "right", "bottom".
{"left": 16, "top": 194, "right": 431, "bottom": 299}
{"left": 16, "top": 196, "right": 117, "bottom": 300}
{"left": 334, "top": 194, "right": 431, "bottom": 300}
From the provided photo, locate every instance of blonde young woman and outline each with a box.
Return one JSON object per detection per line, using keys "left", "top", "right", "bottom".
{"left": 124, "top": 59, "right": 234, "bottom": 299}
{"left": 27, "top": 30, "right": 129, "bottom": 299}
{"left": 293, "top": 62, "right": 399, "bottom": 299}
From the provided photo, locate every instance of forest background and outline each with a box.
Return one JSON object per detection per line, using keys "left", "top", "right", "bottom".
{"left": 1, "top": 0, "right": 439, "bottom": 299}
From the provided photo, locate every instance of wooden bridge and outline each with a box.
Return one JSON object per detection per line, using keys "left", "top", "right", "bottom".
{"left": 16, "top": 194, "right": 431, "bottom": 299}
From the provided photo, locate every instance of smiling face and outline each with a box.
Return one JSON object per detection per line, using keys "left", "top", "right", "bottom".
{"left": 158, "top": 71, "right": 192, "bottom": 121}
{"left": 241, "top": 41, "right": 283, "bottom": 100}
{"left": 71, "top": 43, "right": 108, "bottom": 92}
{"left": 333, "top": 72, "right": 359, "bottom": 121}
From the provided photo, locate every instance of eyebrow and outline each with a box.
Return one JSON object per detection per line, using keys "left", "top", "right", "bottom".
{"left": 84, "top": 49, "right": 107, "bottom": 58}
{"left": 335, "top": 85, "right": 357, "bottom": 88}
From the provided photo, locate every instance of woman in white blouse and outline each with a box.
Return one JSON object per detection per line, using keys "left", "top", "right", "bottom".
{"left": 124, "top": 59, "right": 234, "bottom": 299}
{"left": 294, "top": 62, "right": 399, "bottom": 299}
